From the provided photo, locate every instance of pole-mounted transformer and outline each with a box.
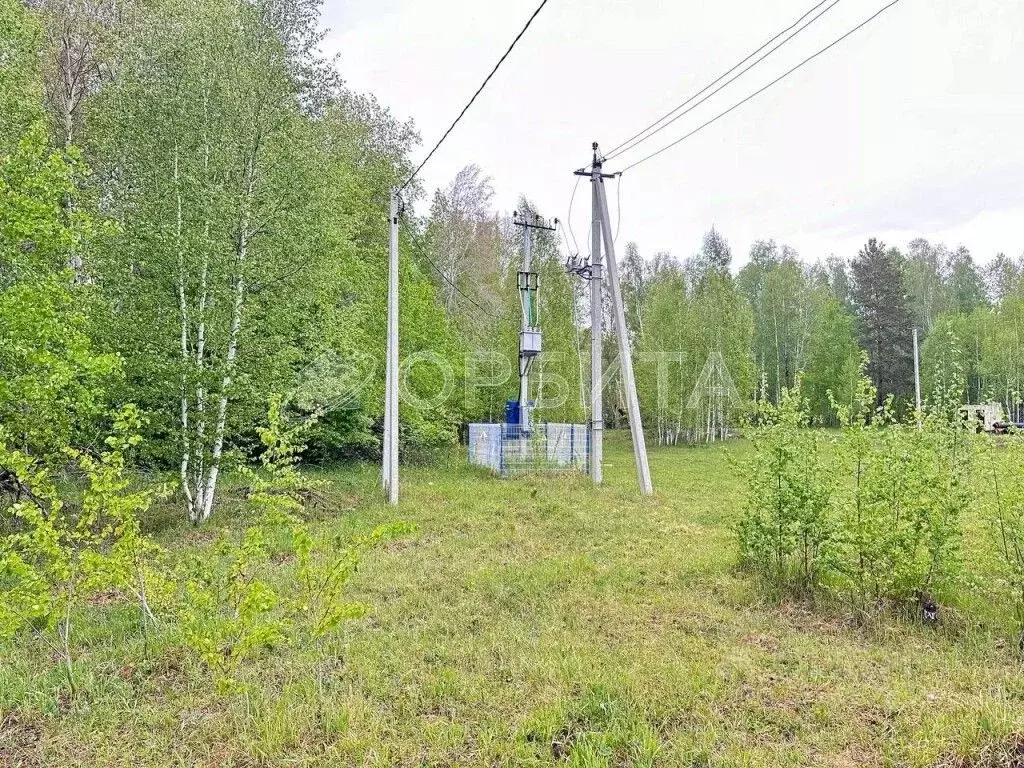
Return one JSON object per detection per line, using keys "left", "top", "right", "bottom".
{"left": 511, "top": 211, "right": 556, "bottom": 435}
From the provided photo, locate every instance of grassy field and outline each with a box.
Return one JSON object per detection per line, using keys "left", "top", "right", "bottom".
{"left": 2, "top": 432, "right": 1023, "bottom": 767}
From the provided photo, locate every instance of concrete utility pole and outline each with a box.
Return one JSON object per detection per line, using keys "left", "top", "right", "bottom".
{"left": 572, "top": 144, "right": 653, "bottom": 495}
{"left": 383, "top": 189, "right": 400, "bottom": 504}
{"left": 594, "top": 165, "right": 653, "bottom": 495}
{"left": 582, "top": 146, "right": 606, "bottom": 484}
{"left": 913, "top": 327, "right": 922, "bottom": 427}
{"left": 520, "top": 223, "right": 532, "bottom": 430}
{"left": 512, "top": 211, "right": 555, "bottom": 434}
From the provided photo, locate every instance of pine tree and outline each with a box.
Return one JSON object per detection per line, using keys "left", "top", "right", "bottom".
{"left": 850, "top": 239, "right": 915, "bottom": 406}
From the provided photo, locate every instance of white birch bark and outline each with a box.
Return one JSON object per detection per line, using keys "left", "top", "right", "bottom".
{"left": 191, "top": 247, "right": 209, "bottom": 517}
{"left": 198, "top": 154, "right": 256, "bottom": 522}
{"left": 190, "top": 126, "right": 212, "bottom": 518}
{"left": 173, "top": 147, "right": 196, "bottom": 521}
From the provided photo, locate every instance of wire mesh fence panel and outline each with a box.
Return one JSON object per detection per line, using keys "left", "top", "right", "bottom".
{"left": 468, "top": 423, "right": 588, "bottom": 477}
{"left": 545, "top": 423, "right": 589, "bottom": 471}
{"left": 468, "top": 423, "right": 504, "bottom": 473}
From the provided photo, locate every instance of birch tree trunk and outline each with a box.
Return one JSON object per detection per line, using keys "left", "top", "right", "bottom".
{"left": 189, "top": 126, "right": 212, "bottom": 519}
{"left": 174, "top": 146, "right": 196, "bottom": 520}
{"left": 197, "top": 155, "right": 255, "bottom": 522}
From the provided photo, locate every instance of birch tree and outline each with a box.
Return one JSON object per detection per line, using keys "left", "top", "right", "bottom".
{"left": 91, "top": 0, "right": 330, "bottom": 521}
{"left": 738, "top": 241, "right": 824, "bottom": 406}
{"left": 0, "top": 0, "right": 117, "bottom": 460}
{"left": 423, "top": 165, "right": 500, "bottom": 317}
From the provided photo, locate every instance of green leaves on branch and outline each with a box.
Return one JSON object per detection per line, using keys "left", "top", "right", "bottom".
{"left": 738, "top": 377, "right": 834, "bottom": 595}
{"left": 1, "top": 399, "right": 414, "bottom": 696}
{"left": 175, "top": 398, "right": 414, "bottom": 692}
{"left": 739, "top": 366, "right": 976, "bottom": 622}
{"left": 1, "top": 121, "right": 119, "bottom": 462}
{"left": 0, "top": 405, "right": 163, "bottom": 692}
{"left": 981, "top": 437, "right": 1024, "bottom": 653}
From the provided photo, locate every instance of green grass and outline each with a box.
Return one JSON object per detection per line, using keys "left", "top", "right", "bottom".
{"left": 3, "top": 433, "right": 1023, "bottom": 767}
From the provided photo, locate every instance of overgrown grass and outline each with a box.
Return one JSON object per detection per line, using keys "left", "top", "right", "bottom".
{"left": 2, "top": 433, "right": 1023, "bottom": 766}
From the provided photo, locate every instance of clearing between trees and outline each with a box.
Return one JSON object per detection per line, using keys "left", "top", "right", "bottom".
{"left": 2, "top": 433, "right": 1021, "bottom": 768}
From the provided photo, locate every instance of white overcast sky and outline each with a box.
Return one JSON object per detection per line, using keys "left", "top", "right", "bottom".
{"left": 320, "top": 0, "right": 1024, "bottom": 269}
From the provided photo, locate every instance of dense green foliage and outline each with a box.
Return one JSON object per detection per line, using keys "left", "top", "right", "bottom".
{"left": 6, "top": 0, "right": 1024, "bottom": 495}
{"left": 5, "top": 0, "right": 1024, "bottom": 760}
{"left": 740, "top": 358, "right": 982, "bottom": 625}
{"left": 737, "top": 379, "right": 834, "bottom": 593}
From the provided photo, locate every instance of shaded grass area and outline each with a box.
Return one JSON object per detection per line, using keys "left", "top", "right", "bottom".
{"left": 2, "top": 433, "right": 1023, "bottom": 766}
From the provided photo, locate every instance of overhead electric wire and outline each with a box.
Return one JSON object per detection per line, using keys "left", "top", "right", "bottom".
{"left": 613, "top": 173, "right": 623, "bottom": 246}
{"left": 602, "top": 0, "right": 832, "bottom": 160}
{"left": 418, "top": 249, "right": 504, "bottom": 319}
{"left": 617, "top": 0, "right": 904, "bottom": 175}
{"left": 558, "top": 218, "right": 576, "bottom": 260}
{"left": 565, "top": 175, "right": 582, "bottom": 254}
{"left": 400, "top": 0, "right": 551, "bottom": 191}
{"left": 604, "top": 0, "right": 842, "bottom": 162}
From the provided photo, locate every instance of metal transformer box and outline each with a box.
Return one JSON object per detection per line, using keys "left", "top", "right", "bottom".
{"left": 520, "top": 328, "right": 542, "bottom": 356}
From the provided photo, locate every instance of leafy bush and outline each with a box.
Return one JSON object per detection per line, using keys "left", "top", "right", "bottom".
{"left": 176, "top": 397, "right": 413, "bottom": 691}
{"left": 0, "top": 405, "right": 166, "bottom": 692}
{"left": 740, "top": 356, "right": 975, "bottom": 622}
{"left": 983, "top": 436, "right": 1024, "bottom": 654}
{"left": 828, "top": 355, "right": 973, "bottom": 620}
{"left": 830, "top": 402, "right": 972, "bottom": 619}
{"left": 738, "top": 378, "right": 836, "bottom": 596}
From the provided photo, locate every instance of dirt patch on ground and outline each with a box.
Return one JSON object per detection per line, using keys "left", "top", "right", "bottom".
{"left": 822, "top": 745, "right": 883, "bottom": 767}
{"left": 86, "top": 588, "right": 128, "bottom": 607}
{"left": 0, "top": 711, "right": 44, "bottom": 767}
{"left": 934, "top": 733, "right": 1024, "bottom": 767}
{"left": 742, "top": 633, "right": 780, "bottom": 653}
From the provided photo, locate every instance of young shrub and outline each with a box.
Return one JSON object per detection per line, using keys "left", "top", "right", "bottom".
{"left": 241, "top": 396, "right": 382, "bottom": 643}
{"left": 899, "top": 332, "right": 974, "bottom": 614}
{"left": 913, "top": 410, "right": 975, "bottom": 609}
{"left": 0, "top": 406, "right": 168, "bottom": 692}
{"left": 177, "top": 397, "right": 413, "bottom": 691}
{"left": 176, "top": 524, "right": 293, "bottom": 693}
{"left": 738, "top": 378, "right": 836, "bottom": 596}
{"left": 72, "top": 407, "right": 175, "bottom": 652}
{"left": 983, "top": 435, "right": 1024, "bottom": 654}
{"left": 830, "top": 350, "right": 973, "bottom": 621}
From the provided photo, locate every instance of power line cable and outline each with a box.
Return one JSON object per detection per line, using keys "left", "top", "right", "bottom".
{"left": 604, "top": 0, "right": 841, "bottom": 162}
{"left": 418, "top": 250, "right": 504, "bottom": 319}
{"left": 618, "top": 0, "right": 903, "bottom": 175}
{"left": 558, "top": 218, "right": 576, "bottom": 259}
{"left": 565, "top": 175, "right": 582, "bottom": 254}
{"left": 602, "top": 0, "right": 832, "bottom": 160}
{"left": 400, "top": 0, "right": 551, "bottom": 191}
{"left": 613, "top": 173, "right": 623, "bottom": 246}
{"left": 398, "top": 187, "right": 501, "bottom": 319}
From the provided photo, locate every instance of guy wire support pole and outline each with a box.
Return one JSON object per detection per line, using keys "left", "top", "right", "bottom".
{"left": 383, "top": 188, "right": 400, "bottom": 505}
{"left": 592, "top": 150, "right": 653, "bottom": 495}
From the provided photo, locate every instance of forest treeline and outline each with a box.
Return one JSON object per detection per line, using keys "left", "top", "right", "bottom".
{"left": 4, "top": 0, "right": 1023, "bottom": 518}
